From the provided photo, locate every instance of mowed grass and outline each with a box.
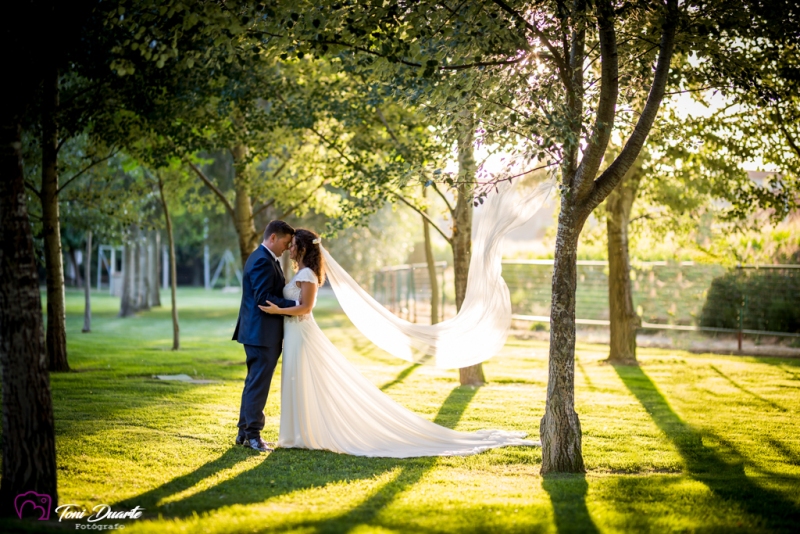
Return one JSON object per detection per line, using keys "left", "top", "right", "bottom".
{"left": 2, "top": 287, "right": 799, "bottom": 533}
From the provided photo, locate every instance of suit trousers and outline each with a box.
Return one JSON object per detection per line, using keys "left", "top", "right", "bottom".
{"left": 237, "top": 343, "right": 281, "bottom": 440}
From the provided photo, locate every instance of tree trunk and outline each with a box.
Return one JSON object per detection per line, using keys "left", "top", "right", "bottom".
{"left": 232, "top": 145, "right": 260, "bottom": 265}
{"left": 453, "top": 121, "right": 485, "bottom": 386}
{"left": 41, "top": 60, "right": 69, "bottom": 372}
{"left": 132, "top": 233, "right": 140, "bottom": 309}
{"left": 158, "top": 177, "right": 180, "bottom": 350}
{"left": 132, "top": 236, "right": 141, "bottom": 309}
{"left": 137, "top": 229, "right": 150, "bottom": 311}
{"left": 0, "top": 118, "right": 59, "bottom": 517}
{"left": 119, "top": 232, "right": 136, "bottom": 317}
{"left": 422, "top": 187, "right": 439, "bottom": 325}
{"left": 149, "top": 231, "right": 161, "bottom": 307}
{"left": 82, "top": 231, "right": 92, "bottom": 333}
{"left": 540, "top": 203, "right": 586, "bottom": 474}
{"left": 68, "top": 247, "right": 82, "bottom": 287}
{"left": 606, "top": 169, "right": 642, "bottom": 364}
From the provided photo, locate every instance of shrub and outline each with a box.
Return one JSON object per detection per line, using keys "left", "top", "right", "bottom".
{"left": 699, "top": 269, "right": 800, "bottom": 333}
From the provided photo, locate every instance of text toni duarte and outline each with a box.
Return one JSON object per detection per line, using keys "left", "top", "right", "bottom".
{"left": 56, "top": 503, "right": 144, "bottom": 528}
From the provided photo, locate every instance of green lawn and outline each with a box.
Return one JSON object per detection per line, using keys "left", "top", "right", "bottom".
{"left": 2, "top": 288, "right": 799, "bottom": 533}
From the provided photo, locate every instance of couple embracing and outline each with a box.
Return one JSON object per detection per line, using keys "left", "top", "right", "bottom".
{"left": 233, "top": 220, "right": 537, "bottom": 458}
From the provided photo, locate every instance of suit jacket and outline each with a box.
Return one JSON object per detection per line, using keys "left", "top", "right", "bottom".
{"left": 232, "top": 245, "right": 296, "bottom": 347}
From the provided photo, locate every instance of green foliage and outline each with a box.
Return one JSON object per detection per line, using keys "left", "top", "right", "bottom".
{"left": 680, "top": 1, "right": 800, "bottom": 208}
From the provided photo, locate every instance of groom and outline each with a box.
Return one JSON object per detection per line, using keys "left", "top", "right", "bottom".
{"left": 233, "top": 220, "right": 298, "bottom": 452}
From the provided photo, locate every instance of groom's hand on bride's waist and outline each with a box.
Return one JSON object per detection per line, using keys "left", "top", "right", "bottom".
{"left": 259, "top": 299, "right": 300, "bottom": 315}
{"left": 259, "top": 301, "right": 281, "bottom": 314}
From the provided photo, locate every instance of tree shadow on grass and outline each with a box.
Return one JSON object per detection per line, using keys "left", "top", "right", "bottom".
{"left": 116, "top": 385, "right": 480, "bottom": 530}
{"left": 708, "top": 365, "right": 787, "bottom": 412}
{"left": 575, "top": 359, "right": 597, "bottom": 393}
{"left": 766, "top": 437, "right": 800, "bottom": 467}
{"left": 379, "top": 359, "right": 429, "bottom": 392}
{"left": 302, "top": 385, "right": 479, "bottom": 533}
{"left": 613, "top": 364, "right": 800, "bottom": 531}
{"left": 541, "top": 474, "right": 599, "bottom": 534}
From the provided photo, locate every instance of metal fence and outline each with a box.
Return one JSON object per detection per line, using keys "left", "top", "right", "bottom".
{"left": 372, "top": 262, "right": 448, "bottom": 323}
{"left": 502, "top": 260, "right": 800, "bottom": 338}
{"left": 372, "top": 259, "right": 800, "bottom": 340}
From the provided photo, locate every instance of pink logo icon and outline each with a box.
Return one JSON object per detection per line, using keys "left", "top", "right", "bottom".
{"left": 14, "top": 491, "right": 52, "bottom": 520}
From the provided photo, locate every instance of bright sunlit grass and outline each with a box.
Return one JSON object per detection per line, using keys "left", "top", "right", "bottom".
{"left": 1, "top": 288, "right": 798, "bottom": 533}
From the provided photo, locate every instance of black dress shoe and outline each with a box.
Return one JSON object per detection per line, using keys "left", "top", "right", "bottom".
{"left": 243, "top": 437, "right": 274, "bottom": 453}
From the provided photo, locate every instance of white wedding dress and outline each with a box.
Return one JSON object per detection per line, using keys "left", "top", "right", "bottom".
{"left": 278, "top": 267, "right": 539, "bottom": 458}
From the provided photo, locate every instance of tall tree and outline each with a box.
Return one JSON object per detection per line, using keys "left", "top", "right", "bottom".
{"left": 82, "top": 230, "right": 93, "bottom": 333}
{"left": 604, "top": 158, "right": 644, "bottom": 363}
{"left": 270, "top": 0, "right": 682, "bottom": 471}
{"left": 0, "top": 122, "right": 59, "bottom": 518}
{"left": 40, "top": 23, "right": 69, "bottom": 371}
{"left": 22, "top": 0, "right": 121, "bottom": 372}
{"left": 601, "top": 0, "right": 800, "bottom": 362}
{"left": 421, "top": 187, "right": 440, "bottom": 325}
{"left": 453, "top": 122, "right": 485, "bottom": 385}
{"left": 157, "top": 174, "right": 180, "bottom": 350}
{"left": 0, "top": 0, "right": 59, "bottom": 513}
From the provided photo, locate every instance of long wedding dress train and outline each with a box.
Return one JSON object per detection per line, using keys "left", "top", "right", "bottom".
{"left": 278, "top": 267, "right": 539, "bottom": 457}
{"left": 321, "top": 178, "right": 554, "bottom": 369}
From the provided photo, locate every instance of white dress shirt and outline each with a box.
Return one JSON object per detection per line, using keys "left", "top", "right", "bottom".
{"left": 262, "top": 244, "right": 298, "bottom": 306}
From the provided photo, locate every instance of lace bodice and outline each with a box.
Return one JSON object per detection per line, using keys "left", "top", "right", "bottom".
{"left": 283, "top": 268, "right": 318, "bottom": 322}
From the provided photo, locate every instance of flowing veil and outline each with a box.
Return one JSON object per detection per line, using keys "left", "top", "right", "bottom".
{"left": 321, "top": 177, "right": 555, "bottom": 369}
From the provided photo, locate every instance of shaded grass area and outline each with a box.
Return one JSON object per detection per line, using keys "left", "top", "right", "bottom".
{"left": 1, "top": 288, "right": 799, "bottom": 533}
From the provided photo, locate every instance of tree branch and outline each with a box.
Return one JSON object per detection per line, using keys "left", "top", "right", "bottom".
{"left": 430, "top": 182, "right": 455, "bottom": 214}
{"left": 663, "top": 85, "right": 724, "bottom": 95}
{"left": 277, "top": 179, "right": 331, "bottom": 219}
{"left": 563, "top": 0, "right": 587, "bottom": 182}
{"left": 432, "top": 1, "right": 470, "bottom": 39}
{"left": 275, "top": 94, "right": 448, "bottom": 235}
{"left": 25, "top": 179, "right": 41, "bottom": 198}
{"left": 775, "top": 106, "right": 800, "bottom": 160}
{"left": 261, "top": 30, "right": 534, "bottom": 71}
{"left": 56, "top": 148, "right": 119, "bottom": 195}
{"left": 489, "top": 160, "right": 561, "bottom": 185}
{"left": 186, "top": 160, "right": 235, "bottom": 218}
{"left": 474, "top": 93, "right": 531, "bottom": 118}
{"left": 252, "top": 198, "right": 277, "bottom": 218}
{"left": 491, "top": 0, "right": 572, "bottom": 88}
{"left": 572, "top": 0, "right": 619, "bottom": 200}
{"left": 389, "top": 189, "right": 452, "bottom": 243}
{"left": 251, "top": 154, "right": 294, "bottom": 217}
{"left": 267, "top": 154, "right": 292, "bottom": 181}
{"left": 376, "top": 107, "right": 403, "bottom": 148}
{"left": 585, "top": 0, "right": 678, "bottom": 213}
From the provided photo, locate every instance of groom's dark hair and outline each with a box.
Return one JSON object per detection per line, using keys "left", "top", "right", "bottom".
{"left": 263, "top": 220, "right": 295, "bottom": 241}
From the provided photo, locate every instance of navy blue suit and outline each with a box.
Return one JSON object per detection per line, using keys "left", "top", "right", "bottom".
{"left": 234, "top": 244, "right": 296, "bottom": 440}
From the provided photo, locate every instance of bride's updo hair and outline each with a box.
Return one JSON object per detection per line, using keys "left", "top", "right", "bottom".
{"left": 293, "top": 229, "right": 326, "bottom": 287}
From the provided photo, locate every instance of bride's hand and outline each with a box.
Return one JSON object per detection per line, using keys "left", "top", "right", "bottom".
{"left": 258, "top": 301, "right": 280, "bottom": 314}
